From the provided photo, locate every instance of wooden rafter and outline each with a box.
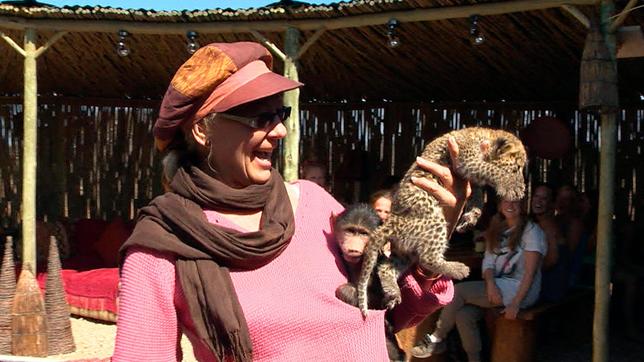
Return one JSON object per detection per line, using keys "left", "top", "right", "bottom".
{"left": 0, "top": 0, "right": 599, "bottom": 34}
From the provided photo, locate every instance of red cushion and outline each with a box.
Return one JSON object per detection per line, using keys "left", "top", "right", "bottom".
{"left": 94, "top": 218, "right": 132, "bottom": 267}
{"left": 37, "top": 267, "right": 120, "bottom": 319}
{"left": 64, "top": 268, "right": 120, "bottom": 314}
{"left": 73, "top": 219, "right": 109, "bottom": 258}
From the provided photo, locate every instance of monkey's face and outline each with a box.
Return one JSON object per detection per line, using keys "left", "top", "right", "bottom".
{"left": 336, "top": 227, "right": 370, "bottom": 265}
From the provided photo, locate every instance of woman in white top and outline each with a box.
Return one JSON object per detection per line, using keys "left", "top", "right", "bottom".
{"left": 411, "top": 196, "right": 547, "bottom": 362}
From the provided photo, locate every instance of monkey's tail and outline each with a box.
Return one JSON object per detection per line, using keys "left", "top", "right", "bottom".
{"left": 357, "top": 226, "right": 388, "bottom": 318}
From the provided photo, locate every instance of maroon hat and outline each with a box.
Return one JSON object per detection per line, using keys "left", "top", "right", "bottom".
{"left": 153, "top": 42, "right": 303, "bottom": 151}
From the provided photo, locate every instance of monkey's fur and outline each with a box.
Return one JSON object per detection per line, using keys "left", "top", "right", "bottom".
{"left": 357, "top": 127, "right": 527, "bottom": 317}
{"left": 332, "top": 204, "right": 405, "bottom": 361}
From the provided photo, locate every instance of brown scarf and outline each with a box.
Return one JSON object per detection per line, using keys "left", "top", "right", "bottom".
{"left": 120, "top": 165, "right": 295, "bottom": 362}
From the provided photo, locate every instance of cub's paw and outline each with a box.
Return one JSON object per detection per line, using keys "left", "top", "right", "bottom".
{"left": 444, "top": 261, "right": 470, "bottom": 280}
{"left": 382, "top": 291, "right": 402, "bottom": 310}
{"left": 455, "top": 208, "right": 482, "bottom": 233}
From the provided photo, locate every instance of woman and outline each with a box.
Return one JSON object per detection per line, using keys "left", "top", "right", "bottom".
{"left": 411, "top": 197, "right": 546, "bottom": 362}
{"left": 112, "top": 42, "right": 470, "bottom": 362}
{"left": 531, "top": 183, "right": 569, "bottom": 302}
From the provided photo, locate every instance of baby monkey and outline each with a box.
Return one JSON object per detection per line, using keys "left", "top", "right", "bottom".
{"left": 333, "top": 204, "right": 405, "bottom": 361}
{"left": 333, "top": 203, "right": 387, "bottom": 307}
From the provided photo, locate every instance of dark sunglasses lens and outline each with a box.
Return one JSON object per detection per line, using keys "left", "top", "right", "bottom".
{"left": 256, "top": 107, "right": 291, "bottom": 128}
{"left": 280, "top": 106, "right": 291, "bottom": 121}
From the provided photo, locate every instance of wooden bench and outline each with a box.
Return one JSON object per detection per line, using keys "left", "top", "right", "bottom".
{"left": 484, "top": 288, "right": 593, "bottom": 362}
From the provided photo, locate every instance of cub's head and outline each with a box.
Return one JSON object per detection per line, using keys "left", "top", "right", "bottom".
{"left": 484, "top": 131, "right": 527, "bottom": 201}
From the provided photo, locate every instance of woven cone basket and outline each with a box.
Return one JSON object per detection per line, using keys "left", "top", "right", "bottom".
{"left": 45, "top": 236, "right": 75, "bottom": 355}
{"left": 11, "top": 264, "right": 48, "bottom": 357}
{"left": 0, "top": 236, "right": 17, "bottom": 354}
{"left": 579, "top": 14, "right": 619, "bottom": 111}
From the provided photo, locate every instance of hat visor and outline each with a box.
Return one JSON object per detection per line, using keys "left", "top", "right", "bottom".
{"left": 213, "top": 72, "right": 303, "bottom": 113}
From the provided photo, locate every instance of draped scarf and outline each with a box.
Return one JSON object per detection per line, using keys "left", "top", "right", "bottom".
{"left": 120, "top": 165, "right": 295, "bottom": 361}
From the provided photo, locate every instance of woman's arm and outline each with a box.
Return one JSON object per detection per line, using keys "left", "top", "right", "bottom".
{"left": 540, "top": 219, "right": 560, "bottom": 270}
{"left": 388, "top": 272, "right": 454, "bottom": 331}
{"left": 566, "top": 218, "right": 584, "bottom": 253}
{"left": 483, "top": 268, "right": 503, "bottom": 305}
{"left": 389, "top": 136, "right": 470, "bottom": 331}
{"left": 502, "top": 250, "right": 542, "bottom": 319}
{"left": 113, "top": 248, "right": 182, "bottom": 361}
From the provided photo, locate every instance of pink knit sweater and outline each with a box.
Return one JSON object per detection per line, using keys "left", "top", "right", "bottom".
{"left": 112, "top": 181, "right": 453, "bottom": 361}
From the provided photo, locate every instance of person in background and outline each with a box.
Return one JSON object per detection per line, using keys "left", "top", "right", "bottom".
{"left": 572, "top": 190, "right": 598, "bottom": 287}
{"left": 554, "top": 184, "right": 586, "bottom": 289}
{"left": 300, "top": 158, "right": 329, "bottom": 190}
{"left": 112, "top": 42, "right": 472, "bottom": 361}
{"left": 531, "top": 183, "right": 569, "bottom": 302}
{"left": 411, "top": 196, "right": 546, "bottom": 362}
{"left": 369, "top": 189, "right": 393, "bottom": 222}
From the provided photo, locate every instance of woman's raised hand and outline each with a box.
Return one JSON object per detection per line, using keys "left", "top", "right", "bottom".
{"left": 412, "top": 136, "right": 472, "bottom": 236}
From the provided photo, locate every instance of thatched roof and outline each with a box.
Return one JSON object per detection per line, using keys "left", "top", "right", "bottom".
{"left": 0, "top": 0, "right": 642, "bottom": 102}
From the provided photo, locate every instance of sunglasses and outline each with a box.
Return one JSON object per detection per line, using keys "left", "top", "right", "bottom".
{"left": 219, "top": 106, "right": 291, "bottom": 129}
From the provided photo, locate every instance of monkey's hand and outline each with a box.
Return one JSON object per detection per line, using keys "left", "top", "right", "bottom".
{"left": 335, "top": 283, "right": 359, "bottom": 307}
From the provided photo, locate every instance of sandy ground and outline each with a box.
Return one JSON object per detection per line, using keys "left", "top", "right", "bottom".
{"left": 46, "top": 317, "right": 196, "bottom": 362}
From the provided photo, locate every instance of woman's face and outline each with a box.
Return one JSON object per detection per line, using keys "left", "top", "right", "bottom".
{"left": 205, "top": 96, "right": 287, "bottom": 188}
{"left": 500, "top": 199, "right": 522, "bottom": 221}
{"left": 373, "top": 197, "right": 392, "bottom": 221}
{"left": 531, "top": 186, "right": 554, "bottom": 216}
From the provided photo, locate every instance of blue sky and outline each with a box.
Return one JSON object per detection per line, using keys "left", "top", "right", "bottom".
{"left": 43, "top": 1, "right": 331, "bottom": 10}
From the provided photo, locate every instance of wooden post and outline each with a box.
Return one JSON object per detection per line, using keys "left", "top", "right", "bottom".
{"left": 594, "top": 2, "right": 616, "bottom": 362}
{"left": 21, "top": 28, "right": 38, "bottom": 275}
{"left": 282, "top": 26, "right": 300, "bottom": 182}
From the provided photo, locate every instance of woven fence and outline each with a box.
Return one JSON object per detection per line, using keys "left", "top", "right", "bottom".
{"left": 0, "top": 98, "right": 642, "bottom": 226}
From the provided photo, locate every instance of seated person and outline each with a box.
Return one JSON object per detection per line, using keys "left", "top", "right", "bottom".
{"left": 531, "top": 183, "right": 569, "bottom": 302}
{"left": 411, "top": 196, "right": 546, "bottom": 362}
{"left": 555, "top": 185, "right": 585, "bottom": 284}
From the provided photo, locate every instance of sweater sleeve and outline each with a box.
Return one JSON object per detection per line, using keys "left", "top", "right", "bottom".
{"left": 112, "top": 247, "right": 182, "bottom": 362}
{"left": 388, "top": 273, "right": 454, "bottom": 332}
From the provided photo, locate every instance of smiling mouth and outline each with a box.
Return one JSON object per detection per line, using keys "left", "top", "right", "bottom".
{"left": 254, "top": 150, "right": 272, "bottom": 159}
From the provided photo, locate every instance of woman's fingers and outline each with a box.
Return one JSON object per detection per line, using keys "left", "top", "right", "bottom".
{"left": 411, "top": 176, "right": 457, "bottom": 207}
{"left": 446, "top": 136, "right": 460, "bottom": 169}
{"left": 415, "top": 157, "right": 454, "bottom": 188}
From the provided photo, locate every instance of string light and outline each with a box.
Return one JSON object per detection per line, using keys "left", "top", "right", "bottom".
{"left": 469, "top": 15, "right": 485, "bottom": 46}
{"left": 186, "top": 31, "right": 200, "bottom": 54}
{"left": 386, "top": 19, "right": 400, "bottom": 48}
{"left": 116, "top": 30, "right": 130, "bottom": 57}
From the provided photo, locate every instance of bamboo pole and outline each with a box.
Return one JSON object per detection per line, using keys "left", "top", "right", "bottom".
{"left": 21, "top": 28, "right": 37, "bottom": 275}
{"left": 297, "top": 28, "right": 325, "bottom": 59}
{"left": 250, "top": 30, "right": 286, "bottom": 61}
{"left": 561, "top": 5, "right": 591, "bottom": 28}
{"left": 282, "top": 26, "right": 300, "bottom": 182}
{"left": 594, "top": 2, "right": 616, "bottom": 362}
{"left": 0, "top": 32, "right": 26, "bottom": 56}
{"left": 0, "top": 0, "right": 598, "bottom": 34}
{"left": 609, "top": 0, "right": 638, "bottom": 32}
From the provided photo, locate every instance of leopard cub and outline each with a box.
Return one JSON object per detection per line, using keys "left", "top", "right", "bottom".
{"left": 357, "top": 127, "right": 527, "bottom": 317}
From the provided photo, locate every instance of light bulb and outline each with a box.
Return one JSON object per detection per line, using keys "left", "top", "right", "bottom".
{"left": 388, "top": 36, "right": 400, "bottom": 48}
{"left": 186, "top": 31, "right": 200, "bottom": 54}
{"left": 116, "top": 42, "right": 130, "bottom": 57}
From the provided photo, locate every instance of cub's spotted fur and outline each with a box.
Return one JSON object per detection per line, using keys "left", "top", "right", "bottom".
{"left": 357, "top": 127, "right": 527, "bottom": 317}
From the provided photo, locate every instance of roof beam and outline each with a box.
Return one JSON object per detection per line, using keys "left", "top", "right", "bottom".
{"left": 0, "top": 0, "right": 599, "bottom": 34}
{"left": 560, "top": 5, "right": 590, "bottom": 28}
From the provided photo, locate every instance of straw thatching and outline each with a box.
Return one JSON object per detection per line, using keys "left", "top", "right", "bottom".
{"left": 0, "top": 1, "right": 642, "bottom": 102}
